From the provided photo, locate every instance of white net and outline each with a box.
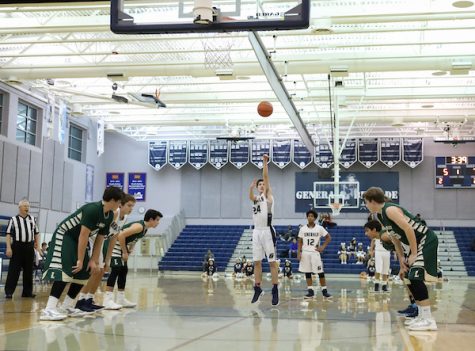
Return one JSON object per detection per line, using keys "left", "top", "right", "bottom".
{"left": 329, "top": 202, "right": 343, "bottom": 216}
{"left": 201, "top": 33, "right": 234, "bottom": 70}
{"left": 328, "top": 194, "right": 344, "bottom": 216}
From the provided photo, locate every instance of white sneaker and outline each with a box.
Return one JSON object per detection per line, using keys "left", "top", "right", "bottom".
{"left": 405, "top": 316, "right": 423, "bottom": 326}
{"left": 117, "top": 297, "right": 137, "bottom": 308}
{"left": 104, "top": 299, "right": 123, "bottom": 310}
{"left": 407, "top": 318, "right": 438, "bottom": 331}
{"left": 40, "top": 308, "right": 67, "bottom": 321}
{"left": 57, "top": 306, "right": 89, "bottom": 318}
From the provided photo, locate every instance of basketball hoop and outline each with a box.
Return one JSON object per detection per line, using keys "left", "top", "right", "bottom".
{"left": 201, "top": 33, "right": 235, "bottom": 71}
{"left": 330, "top": 202, "right": 343, "bottom": 216}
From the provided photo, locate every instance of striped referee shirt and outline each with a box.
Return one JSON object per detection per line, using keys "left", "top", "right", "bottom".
{"left": 6, "top": 215, "right": 39, "bottom": 243}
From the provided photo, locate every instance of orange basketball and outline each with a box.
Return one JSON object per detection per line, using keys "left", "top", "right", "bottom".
{"left": 257, "top": 101, "right": 273, "bottom": 117}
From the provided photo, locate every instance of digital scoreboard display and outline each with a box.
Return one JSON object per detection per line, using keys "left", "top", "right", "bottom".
{"left": 435, "top": 156, "right": 475, "bottom": 188}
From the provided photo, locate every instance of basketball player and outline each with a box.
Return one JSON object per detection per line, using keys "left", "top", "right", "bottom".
{"left": 75, "top": 193, "right": 136, "bottom": 311}
{"left": 365, "top": 221, "right": 391, "bottom": 293}
{"left": 364, "top": 187, "right": 438, "bottom": 331}
{"left": 103, "top": 209, "right": 162, "bottom": 308}
{"left": 297, "top": 209, "right": 332, "bottom": 299}
{"left": 40, "top": 187, "right": 123, "bottom": 321}
{"left": 249, "top": 154, "right": 279, "bottom": 306}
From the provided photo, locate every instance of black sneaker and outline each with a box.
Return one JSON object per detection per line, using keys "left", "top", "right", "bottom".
{"left": 251, "top": 286, "right": 264, "bottom": 304}
{"left": 382, "top": 285, "right": 389, "bottom": 293}
{"left": 271, "top": 285, "right": 279, "bottom": 306}
{"left": 322, "top": 289, "right": 332, "bottom": 298}
{"left": 5, "top": 294, "right": 12, "bottom": 299}
{"left": 304, "top": 289, "right": 315, "bottom": 299}
{"left": 398, "top": 304, "right": 417, "bottom": 316}
{"left": 85, "top": 297, "right": 104, "bottom": 311}
{"left": 370, "top": 283, "right": 380, "bottom": 294}
{"left": 75, "top": 299, "right": 96, "bottom": 313}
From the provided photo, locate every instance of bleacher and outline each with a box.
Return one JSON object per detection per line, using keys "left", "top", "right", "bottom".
{"left": 449, "top": 227, "right": 475, "bottom": 276}
{"left": 158, "top": 225, "right": 247, "bottom": 271}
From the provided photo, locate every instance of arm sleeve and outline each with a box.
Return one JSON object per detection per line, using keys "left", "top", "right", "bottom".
{"left": 297, "top": 228, "right": 304, "bottom": 239}
{"left": 319, "top": 226, "right": 329, "bottom": 237}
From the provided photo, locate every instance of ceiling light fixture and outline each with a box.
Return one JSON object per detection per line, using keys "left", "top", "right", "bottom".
{"left": 432, "top": 71, "right": 447, "bottom": 76}
{"left": 421, "top": 104, "right": 434, "bottom": 108}
{"left": 452, "top": 1, "right": 474, "bottom": 8}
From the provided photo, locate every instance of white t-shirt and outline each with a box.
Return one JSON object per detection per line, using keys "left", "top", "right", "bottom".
{"left": 298, "top": 224, "right": 328, "bottom": 252}
{"left": 252, "top": 193, "right": 274, "bottom": 228}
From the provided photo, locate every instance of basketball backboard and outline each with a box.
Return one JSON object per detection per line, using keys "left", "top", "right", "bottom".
{"left": 312, "top": 181, "right": 360, "bottom": 210}
{"left": 111, "top": 0, "right": 310, "bottom": 34}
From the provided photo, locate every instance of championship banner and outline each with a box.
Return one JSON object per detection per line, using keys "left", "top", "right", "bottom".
{"left": 315, "top": 142, "right": 333, "bottom": 168}
{"left": 271, "top": 139, "right": 291, "bottom": 169}
{"left": 97, "top": 118, "right": 105, "bottom": 157}
{"left": 358, "top": 138, "right": 379, "bottom": 168}
{"left": 209, "top": 140, "right": 228, "bottom": 169}
{"left": 128, "top": 172, "right": 146, "bottom": 201}
{"left": 85, "top": 164, "right": 94, "bottom": 202}
{"left": 292, "top": 139, "right": 313, "bottom": 169}
{"left": 106, "top": 172, "right": 125, "bottom": 190}
{"left": 403, "top": 138, "right": 423, "bottom": 168}
{"left": 295, "top": 172, "right": 399, "bottom": 213}
{"left": 340, "top": 139, "right": 357, "bottom": 168}
{"left": 230, "top": 141, "right": 249, "bottom": 169}
{"left": 148, "top": 141, "right": 168, "bottom": 171}
{"left": 189, "top": 140, "right": 208, "bottom": 170}
{"left": 251, "top": 139, "right": 271, "bottom": 169}
{"left": 168, "top": 140, "right": 188, "bottom": 170}
{"left": 380, "top": 138, "right": 401, "bottom": 168}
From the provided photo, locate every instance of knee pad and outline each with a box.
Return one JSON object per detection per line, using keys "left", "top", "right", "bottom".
{"left": 409, "top": 280, "right": 429, "bottom": 301}
{"left": 305, "top": 273, "right": 312, "bottom": 279}
{"left": 318, "top": 273, "right": 325, "bottom": 279}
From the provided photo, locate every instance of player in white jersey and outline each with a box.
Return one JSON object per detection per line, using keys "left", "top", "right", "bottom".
{"left": 369, "top": 228, "right": 391, "bottom": 293}
{"left": 75, "top": 193, "right": 136, "bottom": 312}
{"left": 249, "top": 154, "right": 279, "bottom": 306}
{"left": 297, "top": 210, "right": 332, "bottom": 299}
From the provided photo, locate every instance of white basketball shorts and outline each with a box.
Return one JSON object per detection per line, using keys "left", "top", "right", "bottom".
{"left": 375, "top": 250, "right": 390, "bottom": 275}
{"left": 252, "top": 227, "right": 277, "bottom": 262}
{"left": 299, "top": 251, "right": 324, "bottom": 274}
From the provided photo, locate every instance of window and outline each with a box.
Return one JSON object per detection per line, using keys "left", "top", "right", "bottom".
{"left": 16, "top": 101, "right": 38, "bottom": 145}
{"left": 68, "top": 124, "right": 84, "bottom": 162}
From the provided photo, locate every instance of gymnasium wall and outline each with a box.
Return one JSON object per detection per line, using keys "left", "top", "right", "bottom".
{"left": 0, "top": 83, "right": 103, "bottom": 233}
{"left": 100, "top": 131, "right": 475, "bottom": 227}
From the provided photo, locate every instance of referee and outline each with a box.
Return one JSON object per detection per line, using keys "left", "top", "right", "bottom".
{"left": 4, "top": 199, "right": 39, "bottom": 299}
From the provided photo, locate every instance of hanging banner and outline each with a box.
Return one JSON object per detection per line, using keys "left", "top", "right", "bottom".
{"left": 85, "top": 164, "right": 94, "bottom": 202}
{"left": 315, "top": 142, "right": 333, "bottom": 168}
{"left": 168, "top": 140, "right": 188, "bottom": 169}
{"left": 209, "top": 140, "right": 228, "bottom": 169}
{"left": 230, "top": 141, "right": 249, "bottom": 169}
{"left": 148, "top": 141, "right": 167, "bottom": 171}
{"left": 189, "top": 140, "right": 208, "bottom": 170}
{"left": 97, "top": 118, "right": 104, "bottom": 157}
{"left": 128, "top": 172, "right": 146, "bottom": 201}
{"left": 403, "top": 138, "right": 423, "bottom": 168}
{"left": 106, "top": 172, "right": 125, "bottom": 190}
{"left": 340, "top": 139, "right": 357, "bottom": 168}
{"left": 380, "top": 138, "right": 401, "bottom": 168}
{"left": 58, "top": 101, "right": 68, "bottom": 144}
{"left": 45, "top": 94, "right": 55, "bottom": 139}
{"left": 251, "top": 139, "right": 271, "bottom": 169}
{"left": 292, "top": 139, "right": 313, "bottom": 169}
{"left": 358, "top": 138, "right": 379, "bottom": 168}
{"left": 271, "top": 139, "right": 291, "bottom": 169}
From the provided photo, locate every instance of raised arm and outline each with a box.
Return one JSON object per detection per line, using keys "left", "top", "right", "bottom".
{"left": 249, "top": 178, "right": 257, "bottom": 202}
{"left": 262, "top": 154, "right": 272, "bottom": 200}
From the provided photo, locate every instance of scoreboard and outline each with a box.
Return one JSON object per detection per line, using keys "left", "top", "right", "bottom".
{"left": 435, "top": 156, "right": 475, "bottom": 188}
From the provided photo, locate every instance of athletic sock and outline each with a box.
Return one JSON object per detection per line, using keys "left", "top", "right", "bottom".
{"left": 321, "top": 286, "right": 327, "bottom": 291}
{"left": 78, "top": 293, "right": 86, "bottom": 301}
{"left": 62, "top": 295, "right": 76, "bottom": 309}
{"left": 46, "top": 296, "right": 59, "bottom": 310}
{"left": 410, "top": 296, "right": 416, "bottom": 305}
{"left": 307, "top": 286, "right": 313, "bottom": 290}
{"left": 420, "top": 306, "right": 432, "bottom": 319}
{"left": 86, "top": 293, "right": 94, "bottom": 300}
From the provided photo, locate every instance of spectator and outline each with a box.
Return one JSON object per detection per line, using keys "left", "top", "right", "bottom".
{"left": 203, "top": 249, "right": 214, "bottom": 271}
{"left": 4, "top": 199, "right": 39, "bottom": 299}
{"left": 40, "top": 242, "right": 48, "bottom": 257}
{"left": 289, "top": 238, "right": 298, "bottom": 258}
{"left": 338, "top": 243, "right": 348, "bottom": 264}
{"left": 283, "top": 259, "right": 293, "bottom": 279}
{"left": 282, "top": 225, "right": 293, "bottom": 241}
{"left": 356, "top": 243, "right": 366, "bottom": 264}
